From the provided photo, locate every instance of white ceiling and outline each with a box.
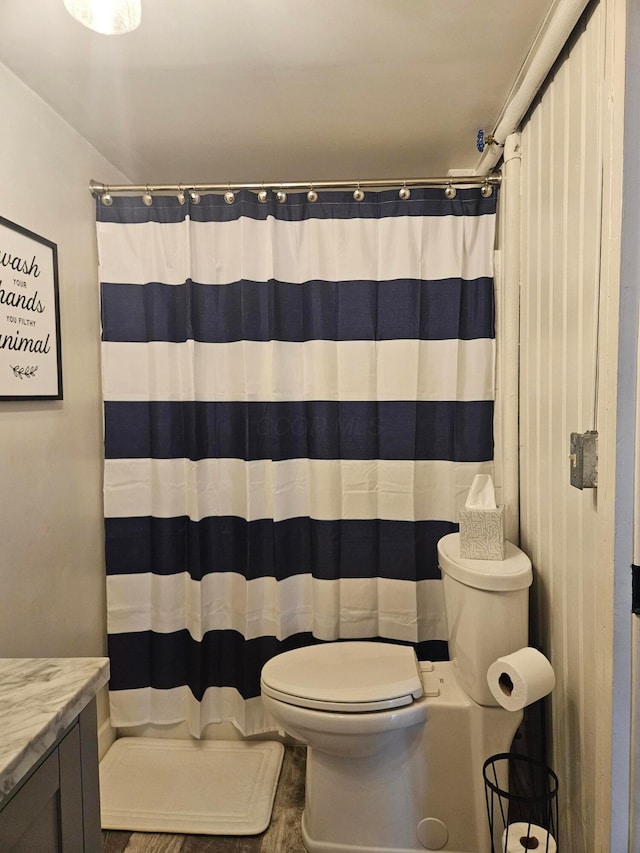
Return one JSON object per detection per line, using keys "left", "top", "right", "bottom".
{"left": 0, "top": 0, "right": 555, "bottom": 184}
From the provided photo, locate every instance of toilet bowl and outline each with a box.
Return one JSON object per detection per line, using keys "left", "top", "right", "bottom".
{"left": 262, "top": 642, "right": 428, "bottom": 758}
{"left": 260, "top": 533, "right": 533, "bottom": 853}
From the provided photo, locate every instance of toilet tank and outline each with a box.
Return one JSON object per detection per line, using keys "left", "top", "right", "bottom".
{"left": 437, "top": 532, "right": 533, "bottom": 706}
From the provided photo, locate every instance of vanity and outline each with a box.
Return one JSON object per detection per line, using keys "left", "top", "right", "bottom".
{"left": 0, "top": 658, "right": 110, "bottom": 852}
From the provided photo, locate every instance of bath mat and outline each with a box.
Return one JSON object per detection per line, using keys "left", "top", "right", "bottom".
{"left": 99, "top": 737, "right": 284, "bottom": 835}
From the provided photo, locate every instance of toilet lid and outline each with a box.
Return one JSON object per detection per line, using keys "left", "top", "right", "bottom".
{"left": 260, "top": 642, "right": 424, "bottom": 712}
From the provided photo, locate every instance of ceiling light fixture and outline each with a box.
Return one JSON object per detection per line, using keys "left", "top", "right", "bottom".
{"left": 63, "top": 0, "right": 141, "bottom": 35}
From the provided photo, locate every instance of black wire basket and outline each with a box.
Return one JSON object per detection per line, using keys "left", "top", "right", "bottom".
{"left": 483, "top": 753, "right": 559, "bottom": 852}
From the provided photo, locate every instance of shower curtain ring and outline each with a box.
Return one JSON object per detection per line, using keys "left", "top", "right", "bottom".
{"left": 444, "top": 182, "right": 457, "bottom": 199}
{"left": 224, "top": 184, "right": 236, "bottom": 204}
{"left": 142, "top": 186, "right": 153, "bottom": 206}
{"left": 307, "top": 185, "right": 318, "bottom": 203}
{"left": 177, "top": 185, "right": 186, "bottom": 205}
{"left": 258, "top": 184, "right": 268, "bottom": 203}
{"left": 480, "top": 180, "right": 493, "bottom": 198}
{"left": 399, "top": 181, "right": 411, "bottom": 200}
{"left": 276, "top": 186, "right": 287, "bottom": 203}
{"left": 353, "top": 183, "right": 365, "bottom": 202}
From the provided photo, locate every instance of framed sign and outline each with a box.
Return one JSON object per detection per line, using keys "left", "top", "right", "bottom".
{"left": 0, "top": 216, "right": 62, "bottom": 400}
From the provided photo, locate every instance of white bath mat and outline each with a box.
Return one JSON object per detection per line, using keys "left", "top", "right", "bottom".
{"left": 99, "top": 737, "right": 284, "bottom": 835}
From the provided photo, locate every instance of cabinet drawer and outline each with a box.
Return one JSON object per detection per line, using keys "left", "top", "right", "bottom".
{"left": 0, "top": 745, "right": 61, "bottom": 852}
{"left": 0, "top": 699, "right": 100, "bottom": 853}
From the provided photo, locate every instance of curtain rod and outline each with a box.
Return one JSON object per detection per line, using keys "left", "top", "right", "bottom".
{"left": 89, "top": 174, "right": 501, "bottom": 200}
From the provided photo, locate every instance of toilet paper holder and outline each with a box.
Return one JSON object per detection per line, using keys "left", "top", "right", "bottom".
{"left": 483, "top": 752, "right": 559, "bottom": 852}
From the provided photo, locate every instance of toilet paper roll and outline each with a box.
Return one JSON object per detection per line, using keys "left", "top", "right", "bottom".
{"left": 487, "top": 647, "right": 556, "bottom": 712}
{"left": 502, "top": 822, "right": 557, "bottom": 852}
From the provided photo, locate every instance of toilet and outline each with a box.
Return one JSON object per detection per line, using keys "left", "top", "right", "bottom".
{"left": 260, "top": 532, "right": 533, "bottom": 853}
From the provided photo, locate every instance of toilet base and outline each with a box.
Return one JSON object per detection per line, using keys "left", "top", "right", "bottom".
{"left": 302, "top": 815, "right": 488, "bottom": 853}
{"left": 299, "top": 662, "right": 522, "bottom": 853}
{"left": 303, "top": 813, "right": 462, "bottom": 853}
{"left": 303, "top": 811, "right": 413, "bottom": 853}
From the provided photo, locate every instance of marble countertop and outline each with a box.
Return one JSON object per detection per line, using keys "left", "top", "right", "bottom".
{"left": 0, "top": 657, "right": 109, "bottom": 806}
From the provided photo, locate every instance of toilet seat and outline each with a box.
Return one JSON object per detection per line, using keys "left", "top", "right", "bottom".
{"left": 260, "top": 641, "right": 424, "bottom": 712}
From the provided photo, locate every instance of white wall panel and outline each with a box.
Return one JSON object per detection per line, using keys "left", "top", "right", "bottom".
{"left": 519, "top": 1, "right": 623, "bottom": 848}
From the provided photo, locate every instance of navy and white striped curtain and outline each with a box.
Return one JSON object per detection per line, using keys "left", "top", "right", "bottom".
{"left": 98, "top": 187, "right": 497, "bottom": 736}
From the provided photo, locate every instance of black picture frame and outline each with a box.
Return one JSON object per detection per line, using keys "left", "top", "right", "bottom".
{"left": 0, "top": 216, "right": 63, "bottom": 400}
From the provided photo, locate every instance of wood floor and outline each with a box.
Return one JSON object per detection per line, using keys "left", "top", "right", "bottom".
{"left": 102, "top": 745, "right": 307, "bottom": 853}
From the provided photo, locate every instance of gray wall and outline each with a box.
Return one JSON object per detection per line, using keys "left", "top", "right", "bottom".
{"left": 0, "top": 63, "right": 127, "bottom": 730}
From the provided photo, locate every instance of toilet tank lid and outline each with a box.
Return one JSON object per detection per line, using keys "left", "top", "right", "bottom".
{"left": 260, "top": 641, "right": 424, "bottom": 706}
{"left": 437, "top": 533, "right": 532, "bottom": 591}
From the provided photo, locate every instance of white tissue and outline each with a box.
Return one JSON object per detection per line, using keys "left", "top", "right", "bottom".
{"left": 487, "top": 648, "right": 556, "bottom": 712}
{"left": 465, "top": 474, "right": 497, "bottom": 509}
{"left": 502, "top": 822, "right": 557, "bottom": 852}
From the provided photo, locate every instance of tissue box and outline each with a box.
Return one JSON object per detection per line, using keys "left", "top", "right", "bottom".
{"left": 459, "top": 506, "right": 505, "bottom": 560}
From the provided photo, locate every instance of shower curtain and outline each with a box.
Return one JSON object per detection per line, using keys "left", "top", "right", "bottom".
{"left": 97, "top": 187, "right": 497, "bottom": 735}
